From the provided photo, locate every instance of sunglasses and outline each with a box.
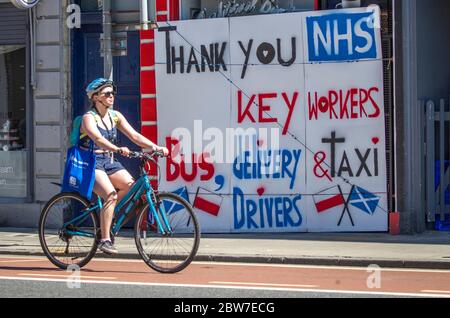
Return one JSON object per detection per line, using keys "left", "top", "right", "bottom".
{"left": 100, "top": 91, "right": 116, "bottom": 97}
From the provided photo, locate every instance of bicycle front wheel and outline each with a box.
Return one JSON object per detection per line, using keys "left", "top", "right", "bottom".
{"left": 38, "top": 192, "right": 99, "bottom": 270}
{"left": 134, "top": 192, "right": 200, "bottom": 273}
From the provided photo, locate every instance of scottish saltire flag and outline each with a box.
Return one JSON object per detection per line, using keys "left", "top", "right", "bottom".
{"left": 173, "top": 186, "right": 190, "bottom": 203}
{"left": 348, "top": 186, "right": 380, "bottom": 215}
{"left": 163, "top": 186, "right": 190, "bottom": 215}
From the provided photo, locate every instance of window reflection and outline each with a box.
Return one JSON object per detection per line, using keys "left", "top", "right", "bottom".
{"left": 0, "top": 45, "right": 27, "bottom": 198}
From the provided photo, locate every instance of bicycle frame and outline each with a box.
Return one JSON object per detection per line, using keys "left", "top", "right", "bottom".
{"left": 63, "top": 173, "right": 173, "bottom": 239}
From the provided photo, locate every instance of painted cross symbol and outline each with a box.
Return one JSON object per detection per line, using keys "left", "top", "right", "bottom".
{"left": 337, "top": 185, "right": 355, "bottom": 227}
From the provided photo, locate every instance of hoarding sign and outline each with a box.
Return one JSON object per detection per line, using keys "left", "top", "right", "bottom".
{"left": 155, "top": 8, "right": 388, "bottom": 233}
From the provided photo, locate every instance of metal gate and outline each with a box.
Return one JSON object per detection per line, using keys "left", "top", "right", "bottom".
{"left": 424, "top": 98, "right": 450, "bottom": 230}
{"left": 0, "top": 3, "right": 27, "bottom": 45}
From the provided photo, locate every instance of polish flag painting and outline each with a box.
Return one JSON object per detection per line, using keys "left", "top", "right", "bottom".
{"left": 313, "top": 186, "right": 345, "bottom": 213}
{"left": 193, "top": 187, "right": 223, "bottom": 216}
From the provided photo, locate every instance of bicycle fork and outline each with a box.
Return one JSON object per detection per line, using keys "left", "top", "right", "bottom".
{"left": 144, "top": 178, "right": 172, "bottom": 235}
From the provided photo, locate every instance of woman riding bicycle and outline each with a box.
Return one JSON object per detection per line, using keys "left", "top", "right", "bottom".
{"left": 80, "top": 77, "right": 169, "bottom": 255}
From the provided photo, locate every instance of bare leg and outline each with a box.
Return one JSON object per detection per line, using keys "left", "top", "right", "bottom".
{"left": 93, "top": 170, "right": 117, "bottom": 241}
{"left": 109, "top": 169, "right": 135, "bottom": 205}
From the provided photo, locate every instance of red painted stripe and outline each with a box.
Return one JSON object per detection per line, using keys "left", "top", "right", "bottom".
{"left": 140, "top": 43, "right": 155, "bottom": 67}
{"left": 139, "top": 13, "right": 160, "bottom": 190}
{"left": 156, "top": 0, "right": 168, "bottom": 11}
{"left": 169, "top": 0, "right": 180, "bottom": 20}
{"left": 140, "top": 29, "right": 154, "bottom": 40}
{"left": 156, "top": 15, "right": 168, "bottom": 22}
{"left": 193, "top": 196, "right": 220, "bottom": 216}
{"left": 315, "top": 194, "right": 345, "bottom": 213}
{"left": 140, "top": 70, "right": 156, "bottom": 95}
{"left": 141, "top": 98, "right": 157, "bottom": 122}
{"left": 141, "top": 125, "right": 158, "bottom": 143}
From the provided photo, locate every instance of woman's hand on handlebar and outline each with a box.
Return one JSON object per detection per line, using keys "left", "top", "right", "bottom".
{"left": 156, "top": 146, "right": 169, "bottom": 157}
{"left": 116, "top": 146, "right": 131, "bottom": 157}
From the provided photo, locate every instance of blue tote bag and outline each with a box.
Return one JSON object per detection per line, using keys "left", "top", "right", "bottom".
{"left": 61, "top": 142, "right": 96, "bottom": 200}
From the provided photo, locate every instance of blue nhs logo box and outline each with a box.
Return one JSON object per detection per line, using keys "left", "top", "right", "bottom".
{"left": 306, "top": 12, "right": 378, "bottom": 62}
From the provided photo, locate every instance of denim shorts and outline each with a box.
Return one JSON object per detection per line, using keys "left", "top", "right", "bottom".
{"left": 95, "top": 153, "right": 125, "bottom": 176}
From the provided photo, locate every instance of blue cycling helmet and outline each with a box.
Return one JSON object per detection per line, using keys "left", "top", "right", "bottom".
{"left": 86, "top": 78, "right": 117, "bottom": 100}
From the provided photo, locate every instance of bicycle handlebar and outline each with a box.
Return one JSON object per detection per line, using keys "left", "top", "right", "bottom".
{"left": 128, "top": 150, "right": 166, "bottom": 160}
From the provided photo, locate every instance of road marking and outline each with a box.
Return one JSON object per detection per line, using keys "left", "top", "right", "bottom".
{"left": 421, "top": 290, "right": 450, "bottom": 295}
{"left": 91, "top": 258, "right": 143, "bottom": 263}
{"left": 0, "top": 276, "right": 449, "bottom": 298}
{"left": 1, "top": 255, "right": 449, "bottom": 274}
{"left": 0, "top": 259, "right": 44, "bottom": 263}
{"left": 18, "top": 273, "right": 117, "bottom": 280}
{"left": 193, "top": 261, "right": 450, "bottom": 274}
{"left": 209, "top": 281, "right": 318, "bottom": 288}
{"left": 70, "top": 259, "right": 450, "bottom": 274}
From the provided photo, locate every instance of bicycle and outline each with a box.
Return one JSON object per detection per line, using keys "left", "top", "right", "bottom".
{"left": 38, "top": 151, "right": 200, "bottom": 273}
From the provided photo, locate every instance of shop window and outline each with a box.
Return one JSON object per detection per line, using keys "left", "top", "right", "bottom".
{"left": 0, "top": 46, "right": 27, "bottom": 198}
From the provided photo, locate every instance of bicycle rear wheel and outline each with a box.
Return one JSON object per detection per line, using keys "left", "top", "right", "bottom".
{"left": 38, "top": 192, "right": 99, "bottom": 270}
{"left": 134, "top": 192, "right": 200, "bottom": 273}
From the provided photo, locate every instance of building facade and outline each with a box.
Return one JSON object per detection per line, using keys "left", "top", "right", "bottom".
{"left": 0, "top": 0, "right": 70, "bottom": 227}
{"left": 0, "top": 0, "right": 448, "bottom": 234}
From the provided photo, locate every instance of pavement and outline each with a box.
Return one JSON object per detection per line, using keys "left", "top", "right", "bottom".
{"left": 0, "top": 227, "right": 450, "bottom": 269}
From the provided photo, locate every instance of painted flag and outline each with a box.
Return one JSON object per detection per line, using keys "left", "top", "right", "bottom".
{"left": 193, "top": 187, "right": 223, "bottom": 216}
{"left": 163, "top": 186, "right": 190, "bottom": 215}
{"left": 173, "top": 186, "right": 190, "bottom": 203}
{"left": 313, "top": 186, "right": 345, "bottom": 213}
{"left": 348, "top": 186, "right": 380, "bottom": 215}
